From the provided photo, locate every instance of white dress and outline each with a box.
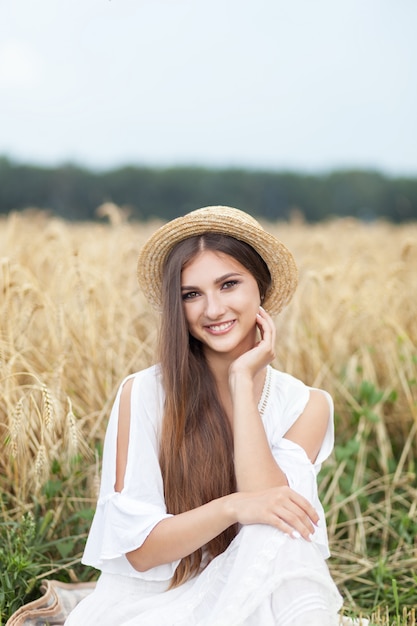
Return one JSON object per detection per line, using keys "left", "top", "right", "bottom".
{"left": 65, "top": 365, "right": 344, "bottom": 626}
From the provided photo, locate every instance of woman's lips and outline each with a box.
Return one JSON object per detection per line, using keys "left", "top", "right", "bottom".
{"left": 204, "top": 320, "right": 236, "bottom": 334}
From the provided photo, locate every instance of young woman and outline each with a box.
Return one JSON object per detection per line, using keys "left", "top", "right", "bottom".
{"left": 65, "top": 206, "right": 347, "bottom": 625}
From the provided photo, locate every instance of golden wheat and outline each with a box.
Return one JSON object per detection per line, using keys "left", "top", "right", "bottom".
{"left": 1, "top": 209, "right": 416, "bottom": 492}
{"left": 1, "top": 208, "right": 416, "bottom": 619}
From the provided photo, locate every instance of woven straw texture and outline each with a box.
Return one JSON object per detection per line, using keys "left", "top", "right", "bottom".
{"left": 137, "top": 206, "right": 297, "bottom": 315}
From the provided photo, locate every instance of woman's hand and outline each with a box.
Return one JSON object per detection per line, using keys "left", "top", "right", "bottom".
{"left": 227, "top": 485, "right": 319, "bottom": 541}
{"left": 229, "top": 306, "right": 276, "bottom": 381}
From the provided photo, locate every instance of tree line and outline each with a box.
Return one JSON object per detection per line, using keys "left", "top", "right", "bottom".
{"left": 0, "top": 156, "right": 416, "bottom": 222}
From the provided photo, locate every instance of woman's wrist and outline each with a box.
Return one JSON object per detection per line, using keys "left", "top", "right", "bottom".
{"left": 228, "top": 367, "right": 255, "bottom": 397}
{"left": 222, "top": 492, "right": 239, "bottom": 526}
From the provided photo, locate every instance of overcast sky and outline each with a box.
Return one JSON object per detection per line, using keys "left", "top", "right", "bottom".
{"left": 1, "top": 0, "right": 416, "bottom": 175}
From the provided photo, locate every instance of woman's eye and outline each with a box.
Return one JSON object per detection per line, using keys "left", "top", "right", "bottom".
{"left": 182, "top": 291, "right": 199, "bottom": 300}
{"left": 222, "top": 280, "right": 239, "bottom": 290}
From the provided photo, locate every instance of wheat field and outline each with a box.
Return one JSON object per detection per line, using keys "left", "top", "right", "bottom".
{"left": 1, "top": 208, "right": 416, "bottom": 624}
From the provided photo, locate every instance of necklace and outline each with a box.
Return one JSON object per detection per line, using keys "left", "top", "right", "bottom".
{"left": 257, "top": 366, "right": 271, "bottom": 417}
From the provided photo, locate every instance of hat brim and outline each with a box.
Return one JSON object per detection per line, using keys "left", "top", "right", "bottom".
{"left": 137, "top": 206, "right": 298, "bottom": 315}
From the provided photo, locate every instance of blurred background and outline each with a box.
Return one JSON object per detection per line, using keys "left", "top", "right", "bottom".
{"left": 1, "top": 0, "right": 416, "bottom": 221}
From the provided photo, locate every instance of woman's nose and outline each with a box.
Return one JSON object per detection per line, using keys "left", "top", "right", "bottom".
{"left": 204, "top": 293, "right": 226, "bottom": 319}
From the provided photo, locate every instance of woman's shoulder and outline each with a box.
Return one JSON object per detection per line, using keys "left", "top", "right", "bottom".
{"left": 121, "top": 363, "right": 162, "bottom": 388}
{"left": 269, "top": 366, "right": 331, "bottom": 399}
{"left": 116, "top": 364, "right": 164, "bottom": 409}
{"left": 268, "top": 366, "right": 308, "bottom": 394}
{"left": 267, "top": 367, "right": 334, "bottom": 459}
{"left": 267, "top": 366, "right": 331, "bottom": 420}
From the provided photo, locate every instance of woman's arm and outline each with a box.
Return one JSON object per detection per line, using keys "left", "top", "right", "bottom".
{"left": 126, "top": 487, "right": 318, "bottom": 571}
{"left": 126, "top": 495, "right": 233, "bottom": 571}
{"left": 230, "top": 368, "right": 288, "bottom": 491}
{"left": 229, "top": 307, "right": 288, "bottom": 491}
{"left": 231, "top": 376, "right": 330, "bottom": 489}
{"left": 226, "top": 308, "right": 330, "bottom": 551}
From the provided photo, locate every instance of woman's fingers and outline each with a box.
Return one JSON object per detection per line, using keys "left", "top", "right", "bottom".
{"left": 272, "top": 504, "right": 315, "bottom": 541}
{"left": 268, "top": 514, "right": 311, "bottom": 541}
{"left": 230, "top": 308, "right": 276, "bottom": 378}
{"left": 231, "top": 486, "right": 319, "bottom": 540}
{"left": 270, "top": 488, "right": 318, "bottom": 540}
{"left": 288, "top": 489, "right": 320, "bottom": 526}
{"left": 256, "top": 306, "right": 275, "bottom": 344}
{"left": 255, "top": 308, "right": 276, "bottom": 360}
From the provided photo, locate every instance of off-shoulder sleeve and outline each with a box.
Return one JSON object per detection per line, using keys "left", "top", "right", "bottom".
{"left": 82, "top": 367, "right": 180, "bottom": 581}
{"left": 267, "top": 371, "right": 335, "bottom": 558}
{"left": 275, "top": 372, "right": 335, "bottom": 471}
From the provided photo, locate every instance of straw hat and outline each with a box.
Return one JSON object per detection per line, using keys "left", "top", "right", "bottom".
{"left": 137, "top": 205, "right": 298, "bottom": 315}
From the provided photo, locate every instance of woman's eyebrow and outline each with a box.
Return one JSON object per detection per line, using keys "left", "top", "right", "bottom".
{"left": 181, "top": 272, "right": 243, "bottom": 291}
{"left": 214, "top": 272, "right": 243, "bottom": 285}
{"left": 181, "top": 284, "right": 198, "bottom": 291}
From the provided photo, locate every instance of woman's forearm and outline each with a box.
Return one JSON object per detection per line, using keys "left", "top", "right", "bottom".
{"left": 126, "top": 495, "right": 235, "bottom": 572}
{"left": 230, "top": 371, "right": 288, "bottom": 491}
{"left": 126, "top": 482, "right": 319, "bottom": 573}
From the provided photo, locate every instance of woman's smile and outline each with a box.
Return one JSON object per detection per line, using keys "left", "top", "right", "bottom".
{"left": 204, "top": 320, "right": 236, "bottom": 334}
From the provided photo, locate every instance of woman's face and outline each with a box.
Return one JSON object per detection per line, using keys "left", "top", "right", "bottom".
{"left": 181, "top": 249, "right": 261, "bottom": 361}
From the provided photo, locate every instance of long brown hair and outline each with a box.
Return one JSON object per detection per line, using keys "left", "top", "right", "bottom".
{"left": 158, "top": 233, "right": 271, "bottom": 587}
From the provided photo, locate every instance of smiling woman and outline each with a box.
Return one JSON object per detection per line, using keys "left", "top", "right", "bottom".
{"left": 64, "top": 206, "right": 363, "bottom": 626}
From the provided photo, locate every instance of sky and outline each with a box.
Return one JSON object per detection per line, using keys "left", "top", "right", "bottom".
{"left": 1, "top": 0, "right": 416, "bottom": 175}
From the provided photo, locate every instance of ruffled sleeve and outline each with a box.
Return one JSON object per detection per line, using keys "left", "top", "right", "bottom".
{"left": 82, "top": 366, "right": 180, "bottom": 581}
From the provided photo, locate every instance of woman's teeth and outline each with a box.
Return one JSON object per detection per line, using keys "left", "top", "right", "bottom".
{"left": 208, "top": 321, "right": 234, "bottom": 331}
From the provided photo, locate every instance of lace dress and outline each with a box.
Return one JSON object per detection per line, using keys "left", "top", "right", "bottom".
{"left": 65, "top": 365, "right": 344, "bottom": 626}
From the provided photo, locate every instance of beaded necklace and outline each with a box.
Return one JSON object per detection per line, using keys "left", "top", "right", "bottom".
{"left": 257, "top": 366, "right": 272, "bottom": 417}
